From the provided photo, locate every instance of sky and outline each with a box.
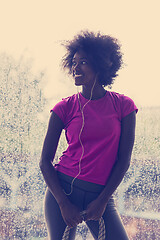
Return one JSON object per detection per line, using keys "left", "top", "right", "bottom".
{"left": 0, "top": 0, "right": 160, "bottom": 107}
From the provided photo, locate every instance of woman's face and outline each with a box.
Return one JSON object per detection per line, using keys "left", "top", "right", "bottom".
{"left": 72, "top": 50, "right": 97, "bottom": 87}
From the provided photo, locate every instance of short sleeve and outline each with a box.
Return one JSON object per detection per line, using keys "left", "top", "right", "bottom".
{"left": 121, "top": 95, "right": 138, "bottom": 119}
{"left": 50, "top": 99, "right": 67, "bottom": 126}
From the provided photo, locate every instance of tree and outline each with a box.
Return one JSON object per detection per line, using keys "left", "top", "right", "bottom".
{"left": 0, "top": 52, "right": 47, "bottom": 210}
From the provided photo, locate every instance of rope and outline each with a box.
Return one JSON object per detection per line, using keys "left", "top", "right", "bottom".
{"left": 98, "top": 217, "right": 106, "bottom": 240}
{"left": 62, "top": 215, "right": 106, "bottom": 240}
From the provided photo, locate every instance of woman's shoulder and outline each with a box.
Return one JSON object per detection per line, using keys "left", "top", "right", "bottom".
{"left": 107, "top": 91, "right": 138, "bottom": 118}
{"left": 50, "top": 93, "right": 77, "bottom": 112}
{"left": 108, "top": 90, "right": 126, "bottom": 98}
{"left": 108, "top": 91, "right": 134, "bottom": 103}
{"left": 61, "top": 93, "right": 77, "bottom": 103}
{"left": 50, "top": 94, "right": 77, "bottom": 126}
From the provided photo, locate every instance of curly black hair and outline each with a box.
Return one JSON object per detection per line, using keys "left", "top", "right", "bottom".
{"left": 61, "top": 30, "right": 123, "bottom": 87}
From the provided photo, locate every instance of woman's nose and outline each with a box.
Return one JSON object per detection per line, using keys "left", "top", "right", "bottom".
{"left": 72, "top": 63, "right": 80, "bottom": 75}
{"left": 74, "top": 62, "right": 80, "bottom": 71}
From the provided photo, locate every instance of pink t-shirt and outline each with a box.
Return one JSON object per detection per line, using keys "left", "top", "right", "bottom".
{"left": 51, "top": 91, "right": 138, "bottom": 185}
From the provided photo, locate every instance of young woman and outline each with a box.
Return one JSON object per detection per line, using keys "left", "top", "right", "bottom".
{"left": 40, "top": 31, "right": 138, "bottom": 240}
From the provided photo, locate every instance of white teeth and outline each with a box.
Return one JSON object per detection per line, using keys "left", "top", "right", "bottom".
{"left": 75, "top": 74, "right": 83, "bottom": 77}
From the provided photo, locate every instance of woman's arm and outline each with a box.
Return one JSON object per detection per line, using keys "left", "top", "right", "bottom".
{"left": 39, "top": 112, "right": 83, "bottom": 227}
{"left": 39, "top": 112, "right": 68, "bottom": 205}
{"left": 85, "top": 110, "right": 136, "bottom": 221}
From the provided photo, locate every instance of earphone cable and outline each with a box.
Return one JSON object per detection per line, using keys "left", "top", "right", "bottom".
{"left": 64, "top": 76, "right": 97, "bottom": 195}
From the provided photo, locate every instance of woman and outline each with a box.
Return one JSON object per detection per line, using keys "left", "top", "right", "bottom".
{"left": 40, "top": 31, "right": 138, "bottom": 240}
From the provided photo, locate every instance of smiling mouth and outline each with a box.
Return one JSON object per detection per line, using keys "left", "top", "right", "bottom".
{"left": 73, "top": 71, "right": 84, "bottom": 77}
{"left": 75, "top": 74, "right": 83, "bottom": 77}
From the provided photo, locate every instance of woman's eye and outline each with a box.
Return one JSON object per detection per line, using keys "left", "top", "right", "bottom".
{"left": 72, "top": 60, "right": 87, "bottom": 67}
{"left": 81, "top": 61, "right": 87, "bottom": 65}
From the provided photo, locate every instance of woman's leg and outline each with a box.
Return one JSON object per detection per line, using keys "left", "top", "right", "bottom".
{"left": 85, "top": 196, "right": 129, "bottom": 240}
{"left": 44, "top": 188, "right": 77, "bottom": 240}
{"left": 44, "top": 172, "right": 128, "bottom": 239}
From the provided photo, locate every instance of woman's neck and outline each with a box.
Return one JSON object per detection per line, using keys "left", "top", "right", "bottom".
{"left": 81, "top": 85, "right": 106, "bottom": 100}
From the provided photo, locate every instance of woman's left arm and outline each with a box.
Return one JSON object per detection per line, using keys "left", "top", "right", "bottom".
{"left": 85, "top": 110, "right": 136, "bottom": 221}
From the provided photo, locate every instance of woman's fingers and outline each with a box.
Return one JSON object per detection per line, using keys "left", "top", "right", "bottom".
{"left": 65, "top": 214, "right": 83, "bottom": 228}
{"left": 60, "top": 201, "right": 83, "bottom": 227}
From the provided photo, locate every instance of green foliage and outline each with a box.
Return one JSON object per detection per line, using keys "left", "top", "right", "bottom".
{"left": 133, "top": 106, "right": 160, "bottom": 161}
{"left": 0, "top": 53, "right": 47, "bottom": 155}
{"left": 0, "top": 53, "right": 48, "bottom": 211}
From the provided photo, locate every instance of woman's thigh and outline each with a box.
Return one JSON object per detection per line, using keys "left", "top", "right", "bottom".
{"left": 44, "top": 173, "right": 128, "bottom": 240}
{"left": 44, "top": 188, "right": 77, "bottom": 240}
{"left": 86, "top": 197, "right": 129, "bottom": 240}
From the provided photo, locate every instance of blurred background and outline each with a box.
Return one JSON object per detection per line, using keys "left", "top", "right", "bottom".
{"left": 0, "top": 0, "right": 160, "bottom": 239}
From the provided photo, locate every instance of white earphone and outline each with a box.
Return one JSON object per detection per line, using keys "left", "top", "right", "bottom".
{"left": 64, "top": 75, "right": 97, "bottom": 195}
{"left": 62, "top": 75, "right": 106, "bottom": 240}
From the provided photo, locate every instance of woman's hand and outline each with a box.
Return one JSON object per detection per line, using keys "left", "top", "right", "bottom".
{"left": 85, "top": 198, "right": 107, "bottom": 221}
{"left": 59, "top": 200, "right": 83, "bottom": 228}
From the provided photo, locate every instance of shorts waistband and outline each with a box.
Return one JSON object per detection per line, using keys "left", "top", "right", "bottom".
{"left": 57, "top": 171, "right": 105, "bottom": 193}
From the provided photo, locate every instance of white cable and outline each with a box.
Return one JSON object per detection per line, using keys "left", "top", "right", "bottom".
{"left": 62, "top": 76, "right": 106, "bottom": 239}
{"left": 64, "top": 75, "right": 97, "bottom": 195}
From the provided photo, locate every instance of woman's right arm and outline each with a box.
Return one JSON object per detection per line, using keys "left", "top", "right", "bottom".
{"left": 39, "top": 111, "right": 69, "bottom": 206}
{"left": 39, "top": 112, "right": 82, "bottom": 227}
